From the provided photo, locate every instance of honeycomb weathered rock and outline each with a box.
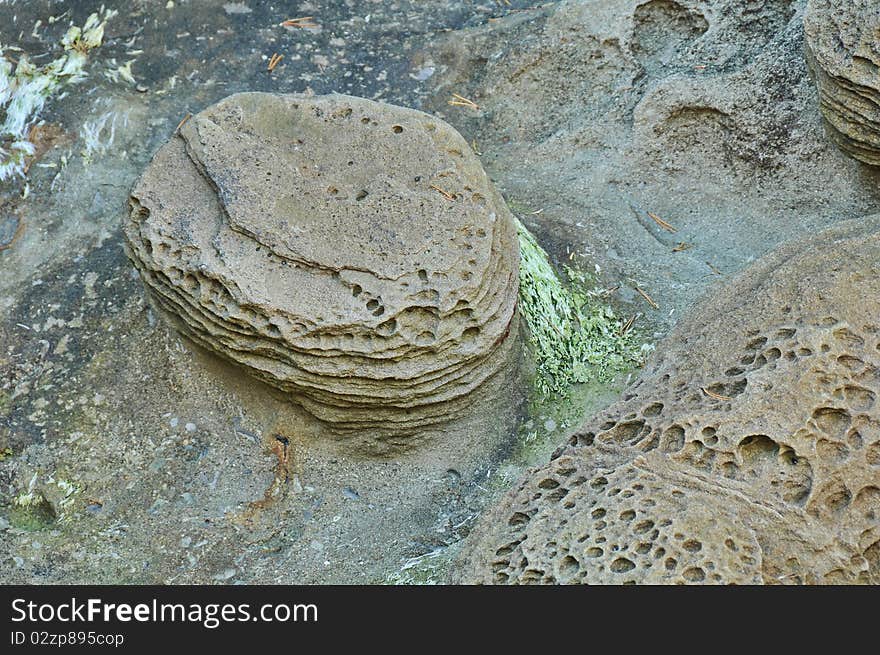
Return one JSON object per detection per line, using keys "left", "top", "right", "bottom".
{"left": 805, "top": 0, "right": 880, "bottom": 165}
{"left": 123, "top": 93, "right": 520, "bottom": 441}
{"left": 452, "top": 215, "right": 880, "bottom": 584}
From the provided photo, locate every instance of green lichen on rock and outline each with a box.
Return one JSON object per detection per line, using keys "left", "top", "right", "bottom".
{"left": 0, "top": 9, "right": 116, "bottom": 181}
{"left": 515, "top": 217, "right": 646, "bottom": 394}
{"left": 10, "top": 489, "right": 56, "bottom": 531}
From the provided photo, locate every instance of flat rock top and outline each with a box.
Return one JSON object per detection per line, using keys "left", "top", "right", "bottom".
{"left": 179, "top": 92, "right": 501, "bottom": 282}
{"left": 128, "top": 89, "right": 520, "bottom": 352}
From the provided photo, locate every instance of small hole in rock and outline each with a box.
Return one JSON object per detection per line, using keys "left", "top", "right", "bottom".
{"left": 610, "top": 557, "right": 635, "bottom": 573}
{"left": 643, "top": 402, "right": 663, "bottom": 417}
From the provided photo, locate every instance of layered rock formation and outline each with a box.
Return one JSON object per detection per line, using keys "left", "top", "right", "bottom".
{"left": 805, "top": 0, "right": 880, "bottom": 166}
{"left": 123, "top": 92, "right": 519, "bottom": 438}
{"left": 452, "top": 216, "right": 880, "bottom": 584}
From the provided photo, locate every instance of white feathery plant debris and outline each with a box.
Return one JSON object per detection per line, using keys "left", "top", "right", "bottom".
{"left": 515, "top": 216, "right": 649, "bottom": 394}
{"left": 81, "top": 109, "right": 122, "bottom": 164}
{"left": 0, "top": 8, "right": 117, "bottom": 181}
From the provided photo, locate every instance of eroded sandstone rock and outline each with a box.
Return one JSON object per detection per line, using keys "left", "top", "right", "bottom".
{"left": 123, "top": 92, "right": 519, "bottom": 439}
{"left": 452, "top": 215, "right": 880, "bottom": 584}
{"left": 805, "top": 0, "right": 880, "bottom": 165}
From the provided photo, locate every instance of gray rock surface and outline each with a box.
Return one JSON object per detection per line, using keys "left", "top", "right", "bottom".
{"left": 805, "top": 0, "right": 880, "bottom": 165}
{"left": 452, "top": 215, "right": 880, "bottom": 584}
{"left": 124, "top": 92, "right": 520, "bottom": 440}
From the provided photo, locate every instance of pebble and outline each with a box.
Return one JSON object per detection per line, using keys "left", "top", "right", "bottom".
{"left": 223, "top": 2, "right": 252, "bottom": 14}
{"left": 411, "top": 65, "right": 435, "bottom": 81}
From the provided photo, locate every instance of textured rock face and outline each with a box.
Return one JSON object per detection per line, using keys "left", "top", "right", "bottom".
{"left": 805, "top": 0, "right": 880, "bottom": 165}
{"left": 452, "top": 216, "right": 880, "bottom": 584}
{"left": 425, "top": 0, "right": 880, "bottom": 346}
{"left": 123, "top": 92, "right": 519, "bottom": 439}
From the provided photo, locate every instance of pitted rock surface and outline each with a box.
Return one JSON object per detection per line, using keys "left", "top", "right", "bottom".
{"left": 805, "top": 0, "right": 880, "bottom": 166}
{"left": 123, "top": 92, "right": 519, "bottom": 439}
{"left": 452, "top": 215, "right": 880, "bottom": 584}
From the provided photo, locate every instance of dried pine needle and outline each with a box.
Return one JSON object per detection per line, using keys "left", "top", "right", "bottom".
{"left": 429, "top": 184, "right": 456, "bottom": 201}
{"left": 646, "top": 211, "right": 677, "bottom": 233}
{"left": 281, "top": 17, "right": 318, "bottom": 29}
{"left": 620, "top": 314, "right": 637, "bottom": 336}
{"left": 702, "top": 387, "right": 732, "bottom": 401}
{"left": 175, "top": 112, "right": 192, "bottom": 133}
{"left": 267, "top": 53, "right": 284, "bottom": 72}
{"left": 448, "top": 93, "right": 479, "bottom": 110}
{"left": 635, "top": 286, "right": 659, "bottom": 310}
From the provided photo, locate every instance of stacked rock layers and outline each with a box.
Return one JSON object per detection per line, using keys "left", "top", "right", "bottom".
{"left": 805, "top": 0, "right": 880, "bottom": 165}
{"left": 124, "top": 93, "right": 520, "bottom": 435}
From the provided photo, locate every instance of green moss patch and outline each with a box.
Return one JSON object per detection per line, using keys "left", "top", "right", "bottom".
{"left": 515, "top": 217, "right": 647, "bottom": 395}
{"left": 10, "top": 490, "right": 56, "bottom": 531}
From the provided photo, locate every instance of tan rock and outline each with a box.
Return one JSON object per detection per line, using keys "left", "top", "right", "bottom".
{"left": 452, "top": 215, "right": 880, "bottom": 584}
{"left": 805, "top": 0, "right": 880, "bottom": 165}
{"left": 124, "top": 93, "right": 520, "bottom": 439}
